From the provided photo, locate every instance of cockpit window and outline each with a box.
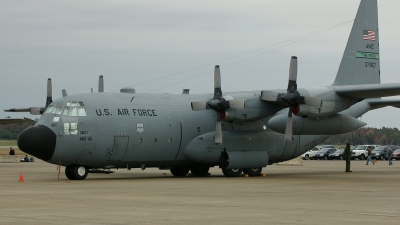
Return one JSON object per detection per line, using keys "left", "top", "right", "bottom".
{"left": 78, "top": 107, "right": 86, "bottom": 116}
{"left": 54, "top": 105, "right": 64, "bottom": 115}
{"left": 69, "top": 107, "right": 78, "bottom": 116}
{"left": 44, "top": 101, "right": 87, "bottom": 117}
{"left": 62, "top": 106, "right": 70, "bottom": 116}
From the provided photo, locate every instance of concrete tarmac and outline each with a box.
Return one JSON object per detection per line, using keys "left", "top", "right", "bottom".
{"left": 0, "top": 159, "right": 399, "bottom": 225}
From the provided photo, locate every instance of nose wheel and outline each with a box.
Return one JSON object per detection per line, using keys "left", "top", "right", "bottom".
{"left": 65, "top": 165, "right": 88, "bottom": 180}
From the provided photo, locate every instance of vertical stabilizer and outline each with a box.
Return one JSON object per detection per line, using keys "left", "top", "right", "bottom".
{"left": 332, "top": 0, "right": 380, "bottom": 86}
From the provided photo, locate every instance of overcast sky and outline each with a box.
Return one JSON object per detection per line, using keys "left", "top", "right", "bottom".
{"left": 1, "top": 0, "right": 400, "bottom": 128}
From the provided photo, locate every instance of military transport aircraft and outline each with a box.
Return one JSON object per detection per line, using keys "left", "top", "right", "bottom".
{"left": 3, "top": 0, "right": 400, "bottom": 180}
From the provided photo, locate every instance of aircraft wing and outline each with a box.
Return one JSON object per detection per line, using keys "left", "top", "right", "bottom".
{"left": 0, "top": 118, "right": 33, "bottom": 125}
{"left": 333, "top": 83, "right": 400, "bottom": 99}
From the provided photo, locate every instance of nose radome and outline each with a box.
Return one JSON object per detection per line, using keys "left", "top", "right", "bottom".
{"left": 18, "top": 125, "right": 56, "bottom": 161}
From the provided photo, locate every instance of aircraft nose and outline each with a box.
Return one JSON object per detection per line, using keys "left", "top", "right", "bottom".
{"left": 18, "top": 125, "right": 56, "bottom": 161}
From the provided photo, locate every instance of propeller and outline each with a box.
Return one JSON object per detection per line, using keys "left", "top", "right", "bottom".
{"left": 261, "top": 56, "right": 322, "bottom": 141}
{"left": 191, "top": 65, "right": 245, "bottom": 144}
{"left": 5, "top": 78, "right": 53, "bottom": 115}
{"left": 98, "top": 75, "right": 104, "bottom": 92}
{"left": 45, "top": 78, "right": 53, "bottom": 108}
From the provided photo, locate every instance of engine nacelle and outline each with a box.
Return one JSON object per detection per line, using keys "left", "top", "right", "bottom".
{"left": 268, "top": 114, "right": 366, "bottom": 135}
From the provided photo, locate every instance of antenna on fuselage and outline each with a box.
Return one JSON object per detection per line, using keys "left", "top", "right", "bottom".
{"left": 98, "top": 75, "right": 104, "bottom": 92}
{"left": 62, "top": 89, "right": 68, "bottom": 97}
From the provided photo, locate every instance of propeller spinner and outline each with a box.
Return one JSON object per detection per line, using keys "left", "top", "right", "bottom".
{"left": 191, "top": 66, "right": 245, "bottom": 144}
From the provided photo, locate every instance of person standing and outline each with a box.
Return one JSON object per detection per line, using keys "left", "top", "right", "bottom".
{"left": 388, "top": 147, "right": 393, "bottom": 166}
{"left": 344, "top": 143, "right": 352, "bottom": 172}
{"left": 366, "top": 146, "right": 374, "bottom": 165}
{"left": 9, "top": 147, "right": 15, "bottom": 155}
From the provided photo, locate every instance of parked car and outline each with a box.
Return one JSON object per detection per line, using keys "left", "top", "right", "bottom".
{"left": 301, "top": 145, "right": 334, "bottom": 160}
{"left": 328, "top": 149, "right": 345, "bottom": 160}
{"left": 371, "top": 145, "right": 399, "bottom": 160}
{"left": 391, "top": 149, "right": 400, "bottom": 160}
{"left": 314, "top": 148, "right": 337, "bottom": 160}
{"left": 351, "top": 145, "right": 379, "bottom": 160}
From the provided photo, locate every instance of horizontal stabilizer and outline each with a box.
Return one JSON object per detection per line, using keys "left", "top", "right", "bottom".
{"left": 334, "top": 83, "right": 400, "bottom": 99}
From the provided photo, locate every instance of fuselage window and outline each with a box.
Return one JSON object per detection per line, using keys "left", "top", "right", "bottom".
{"left": 63, "top": 122, "right": 78, "bottom": 135}
{"left": 78, "top": 101, "right": 85, "bottom": 106}
{"left": 70, "top": 123, "right": 78, "bottom": 135}
{"left": 71, "top": 101, "right": 78, "bottom": 107}
{"left": 64, "top": 123, "right": 70, "bottom": 135}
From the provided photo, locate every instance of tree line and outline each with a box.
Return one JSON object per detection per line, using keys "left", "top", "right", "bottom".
{"left": 0, "top": 120, "right": 36, "bottom": 139}
{"left": 322, "top": 127, "right": 400, "bottom": 145}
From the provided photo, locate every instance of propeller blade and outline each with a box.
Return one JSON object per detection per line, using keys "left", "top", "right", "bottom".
{"left": 214, "top": 65, "right": 222, "bottom": 99}
{"left": 284, "top": 108, "right": 293, "bottom": 141}
{"left": 261, "top": 91, "right": 280, "bottom": 101}
{"left": 45, "top": 78, "right": 53, "bottom": 107}
{"left": 228, "top": 99, "right": 245, "bottom": 109}
{"left": 191, "top": 101, "right": 207, "bottom": 111}
{"left": 287, "top": 56, "right": 298, "bottom": 92}
{"left": 98, "top": 75, "right": 104, "bottom": 93}
{"left": 304, "top": 96, "right": 322, "bottom": 108}
{"left": 215, "top": 121, "right": 223, "bottom": 144}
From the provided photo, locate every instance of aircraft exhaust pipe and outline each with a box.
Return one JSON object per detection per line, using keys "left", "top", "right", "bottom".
{"left": 268, "top": 114, "right": 366, "bottom": 135}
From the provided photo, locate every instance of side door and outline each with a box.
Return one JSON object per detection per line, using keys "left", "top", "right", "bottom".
{"left": 108, "top": 136, "right": 129, "bottom": 161}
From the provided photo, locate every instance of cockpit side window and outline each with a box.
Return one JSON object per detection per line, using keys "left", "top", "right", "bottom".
{"left": 44, "top": 105, "right": 54, "bottom": 114}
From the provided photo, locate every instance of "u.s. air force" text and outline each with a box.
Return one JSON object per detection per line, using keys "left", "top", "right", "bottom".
{"left": 95, "top": 109, "right": 157, "bottom": 116}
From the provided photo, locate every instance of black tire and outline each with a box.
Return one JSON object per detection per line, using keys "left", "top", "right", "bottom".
{"left": 243, "top": 167, "right": 262, "bottom": 177}
{"left": 71, "top": 165, "right": 88, "bottom": 180}
{"left": 222, "top": 168, "right": 243, "bottom": 177}
{"left": 65, "top": 166, "right": 74, "bottom": 180}
{"left": 324, "top": 156, "right": 328, "bottom": 160}
{"left": 170, "top": 167, "right": 189, "bottom": 177}
{"left": 339, "top": 156, "right": 344, "bottom": 160}
{"left": 360, "top": 154, "right": 365, "bottom": 160}
{"left": 190, "top": 167, "right": 210, "bottom": 176}
{"left": 305, "top": 155, "right": 310, "bottom": 160}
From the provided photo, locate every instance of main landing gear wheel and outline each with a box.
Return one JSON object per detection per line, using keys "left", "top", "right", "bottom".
{"left": 243, "top": 167, "right": 262, "bottom": 177}
{"left": 190, "top": 167, "right": 210, "bottom": 176}
{"left": 170, "top": 167, "right": 189, "bottom": 177}
{"left": 222, "top": 168, "right": 243, "bottom": 177}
